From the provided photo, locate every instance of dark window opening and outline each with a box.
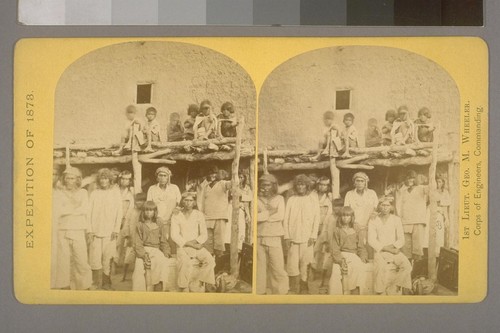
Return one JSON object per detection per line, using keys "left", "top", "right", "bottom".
{"left": 335, "top": 89, "right": 351, "bottom": 110}
{"left": 137, "top": 83, "right": 152, "bottom": 104}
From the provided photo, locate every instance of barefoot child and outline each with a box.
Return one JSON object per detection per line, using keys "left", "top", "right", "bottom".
{"left": 167, "top": 112, "right": 185, "bottom": 142}
{"left": 328, "top": 206, "right": 367, "bottom": 295}
{"left": 381, "top": 109, "right": 397, "bottom": 146}
{"left": 217, "top": 102, "right": 238, "bottom": 138}
{"left": 391, "top": 106, "right": 415, "bottom": 145}
{"left": 114, "top": 105, "right": 145, "bottom": 155}
{"left": 365, "top": 118, "right": 382, "bottom": 147}
{"left": 183, "top": 104, "right": 200, "bottom": 141}
{"left": 341, "top": 113, "right": 359, "bottom": 158}
{"left": 143, "top": 107, "right": 163, "bottom": 151}
{"left": 312, "top": 111, "right": 342, "bottom": 161}
{"left": 132, "top": 201, "right": 172, "bottom": 291}
{"left": 194, "top": 100, "right": 218, "bottom": 140}
{"left": 414, "top": 107, "right": 435, "bottom": 143}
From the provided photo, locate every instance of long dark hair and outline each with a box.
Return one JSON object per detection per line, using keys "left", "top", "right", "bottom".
{"left": 140, "top": 201, "right": 158, "bottom": 223}
{"left": 337, "top": 206, "right": 356, "bottom": 228}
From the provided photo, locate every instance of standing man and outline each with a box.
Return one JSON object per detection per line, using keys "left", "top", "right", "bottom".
{"left": 257, "top": 174, "right": 289, "bottom": 295}
{"left": 52, "top": 166, "right": 93, "bottom": 290}
{"left": 344, "top": 172, "right": 379, "bottom": 253}
{"left": 368, "top": 196, "right": 412, "bottom": 295}
{"left": 283, "top": 174, "right": 320, "bottom": 294}
{"left": 396, "top": 169, "right": 428, "bottom": 261}
{"left": 147, "top": 166, "right": 182, "bottom": 256}
{"left": 199, "top": 166, "right": 231, "bottom": 257}
{"left": 88, "top": 168, "right": 123, "bottom": 290}
{"left": 147, "top": 167, "right": 182, "bottom": 223}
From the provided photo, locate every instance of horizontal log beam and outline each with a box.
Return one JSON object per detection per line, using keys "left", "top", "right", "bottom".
{"left": 140, "top": 158, "right": 176, "bottom": 164}
{"left": 261, "top": 149, "right": 314, "bottom": 157}
{"left": 259, "top": 153, "right": 453, "bottom": 171}
{"left": 336, "top": 154, "right": 370, "bottom": 166}
{"left": 349, "top": 143, "right": 434, "bottom": 154}
{"left": 55, "top": 138, "right": 238, "bottom": 151}
{"left": 365, "top": 153, "right": 453, "bottom": 167}
{"left": 152, "top": 137, "right": 237, "bottom": 149}
{"left": 54, "top": 155, "right": 132, "bottom": 165}
{"left": 339, "top": 164, "right": 374, "bottom": 170}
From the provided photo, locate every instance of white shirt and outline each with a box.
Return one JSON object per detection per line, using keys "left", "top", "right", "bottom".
{"left": 146, "top": 183, "right": 181, "bottom": 221}
{"left": 171, "top": 209, "right": 207, "bottom": 248}
{"left": 283, "top": 193, "right": 320, "bottom": 243}
{"left": 344, "top": 188, "right": 378, "bottom": 228}
{"left": 88, "top": 188, "right": 123, "bottom": 237}
{"left": 368, "top": 214, "right": 405, "bottom": 253}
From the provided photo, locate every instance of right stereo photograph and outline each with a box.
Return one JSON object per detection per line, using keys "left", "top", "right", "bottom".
{"left": 256, "top": 45, "right": 462, "bottom": 297}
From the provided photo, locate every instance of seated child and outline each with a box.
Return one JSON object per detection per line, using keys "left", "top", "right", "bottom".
{"left": 183, "top": 104, "right": 200, "bottom": 141}
{"left": 217, "top": 102, "right": 238, "bottom": 137}
{"left": 114, "top": 105, "right": 145, "bottom": 155}
{"left": 391, "top": 106, "right": 415, "bottom": 145}
{"left": 143, "top": 107, "right": 163, "bottom": 151}
{"left": 328, "top": 206, "right": 367, "bottom": 295}
{"left": 341, "top": 113, "right": 359, "bottom": 158}
{"left": 194, "top": 100, "right": 218, "bottom": 140}
{"left": 132, "top": 201, "right": 172, "bottom": 291}
{"left": 381, "top": 109, "right": 397, "bottom": 146}
{"left": 414, "top": 107, "right": 435, "bottom": 142}
{"left": 167, "top": 112, "right": 185, "bottom": 142}
{"left": 365, "top": 118, "right": 382, "bottom": 147}
{"left": 311, "top": 111, "right": 342, "bottom": 161}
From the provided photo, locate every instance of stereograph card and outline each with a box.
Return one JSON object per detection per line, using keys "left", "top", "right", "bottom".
{"left": 13, "top": 37, "right": 488, "bottom": 304}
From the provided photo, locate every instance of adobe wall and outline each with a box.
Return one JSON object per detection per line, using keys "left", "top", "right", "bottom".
{"left": 259, "top": 46, "right": 460, "bottom": 151}
{"left": 55, "top": 41, "right": 256, "bottom": 146}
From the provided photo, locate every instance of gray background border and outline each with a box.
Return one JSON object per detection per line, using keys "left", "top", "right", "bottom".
{"left": 1, "top": 1, "right": 498, "bottom": 332}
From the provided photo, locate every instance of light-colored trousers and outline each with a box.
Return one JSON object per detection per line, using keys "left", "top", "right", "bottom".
{"left": 256, "top": 238, "right": 289, "bottom": 295}
{"left": 54, "top": 230, "right": 92, "bottom": 290}
{"left": 402, "top": 224, "right": 425, "bottom": 259}
{"left": 373, "top": 251, "right": 412, "bottom": 294}
{"left": 177, "top": 247, "right": 216, "bottom": 290}
{"left": 329, "top": 252, "right": 366, "bottom": 295}
{"left": 205, "top": 219, "right": 226, "bottom": 254}
{"left": 89, "top": 236, "right": 116, "bottom": 275}
{"left": 286, "top": 242, "right": 314, "bottom": 281}
{"left": 132, "top": 247, "right": 172, "bottom": 291}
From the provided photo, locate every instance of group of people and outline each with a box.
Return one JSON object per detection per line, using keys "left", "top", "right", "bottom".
{"left": 52, "top": 164, "right": 252, "bottom": 293}
{"left": 257, "top": 169, "right": 450, "bottom": 296}
{"left": 314, "top": 106, "right": 436, "bottom": 160}
{"left": 113, "top": 100, "right": 238, "bottom": 154}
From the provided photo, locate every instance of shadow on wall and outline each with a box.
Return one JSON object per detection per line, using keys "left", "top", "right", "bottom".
{"left": 54, "top": 41, "right": 257, "bottom": 146}
{"left": 258, "top": 45, "right": 460, "bottom": 152}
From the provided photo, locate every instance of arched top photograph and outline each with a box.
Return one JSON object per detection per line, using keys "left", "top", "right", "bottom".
{"left": 55, "top": 41, "right": 256, "bottom": 148}
{"left": 259, "top": 45, "right": 459, "bottom": 152}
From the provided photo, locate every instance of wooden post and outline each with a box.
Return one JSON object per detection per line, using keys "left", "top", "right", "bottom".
{"left": 263, "top": 148, "right": 269, "bottom": 175}
{"left": 247, "top": 157, "right": 255, "bottom": 245}
{"left": 330, "top": 158, "right": 340, "bottom": 199}
{"left": 132, "top": 152, "right": 142, "bottom": 193}
{"left": 447, "top": 156, "right": 459, "bottom": 249}
{"left": 428, "top": 124, "right": 440, "bottom": 281}
{"left": 230, "top": 117, "right": 245, "bottom": 277}
{"left": 130, "top": 123, "right": 142, "bottom": 193}
{"left": 65, "top": 144, "right": 71, "bottom": 169}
